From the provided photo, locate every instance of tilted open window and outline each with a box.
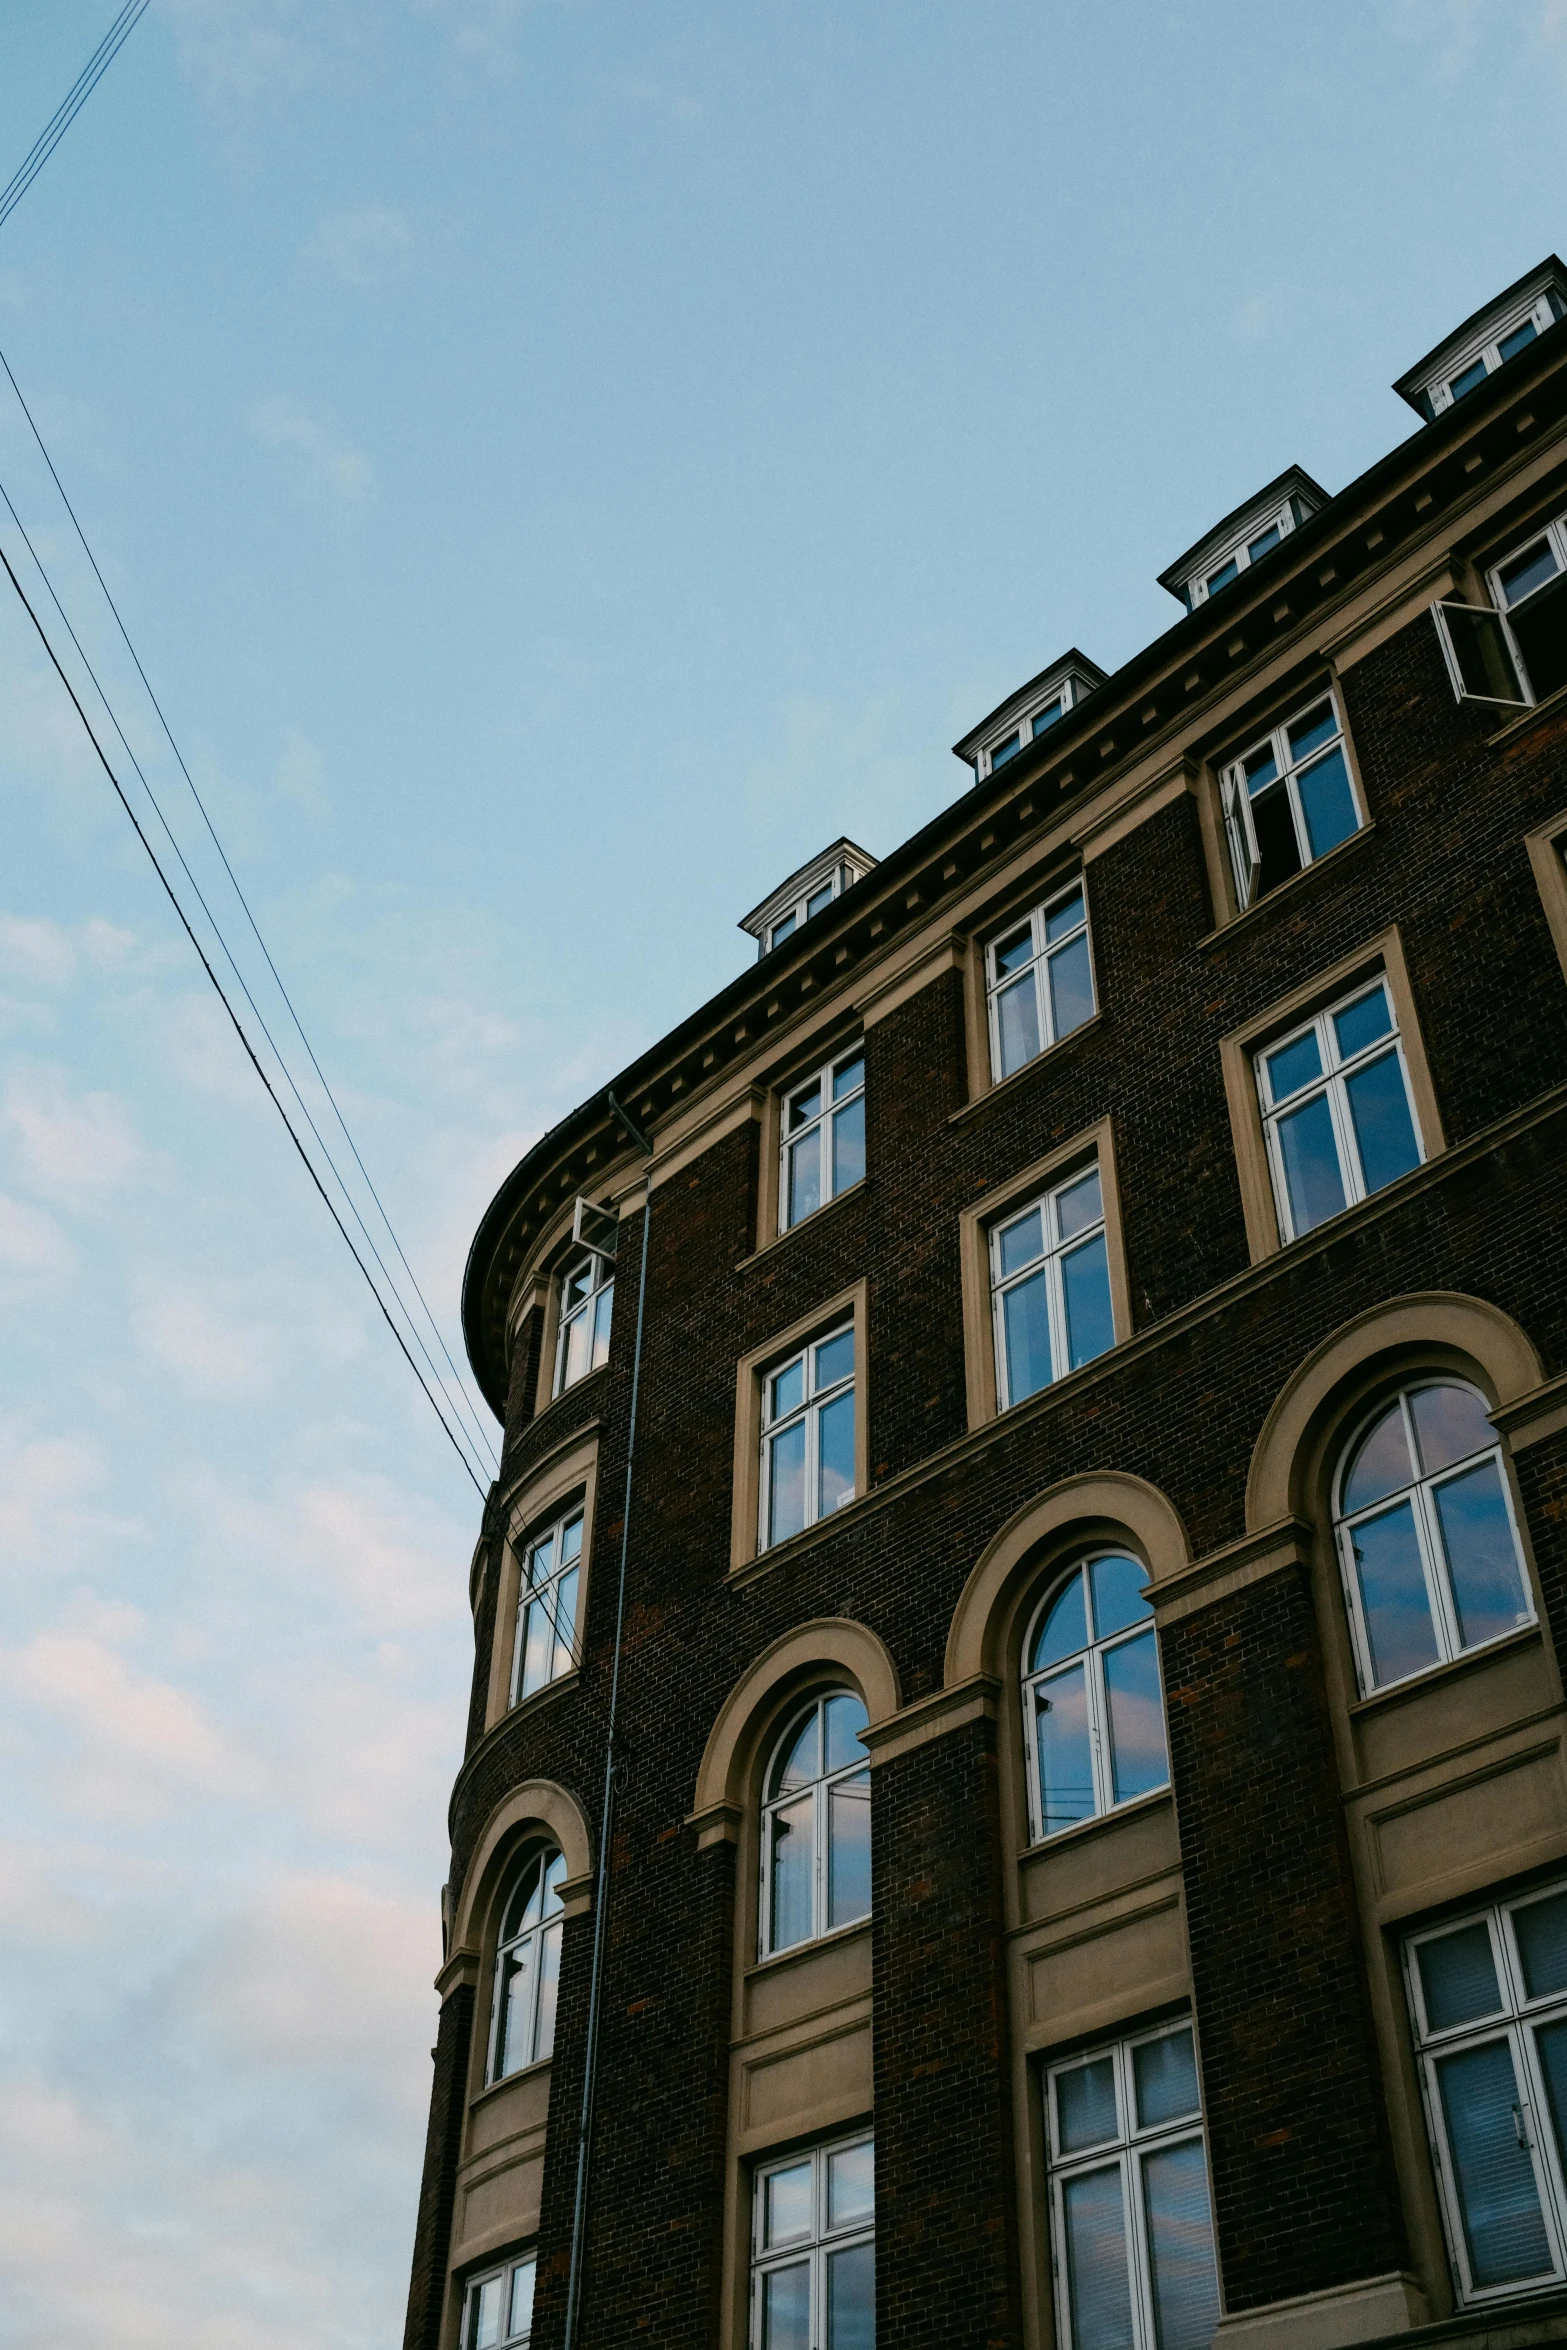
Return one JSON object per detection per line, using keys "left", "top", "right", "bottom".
{"left": 1219, "top": 689, "right": 1362, "bottom": 910}
{"left": 1433, "top": 505, "right": 1567, "bottom": 712}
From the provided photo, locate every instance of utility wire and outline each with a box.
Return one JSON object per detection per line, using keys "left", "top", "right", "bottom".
{"left": 0, "top": 343, "right": 499, "bottom": 1475}
{"left": 0, "top": 2, "right": 149, "bottom": 236}
{"left": 0, "top": 537, "right": 490, "bottom": 1502}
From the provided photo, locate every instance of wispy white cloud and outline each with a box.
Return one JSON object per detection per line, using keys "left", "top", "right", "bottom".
{"left": 157, "top": 0, "right": 333, "bottom": 107}
{"left": 0, "top": 1188, "right": 75, "bottom": 1276}
{"left": 410, "top": 0, "right": 546, "bottom": 75}
{"left": 618, "top": 69, "right": 704, "bottom": 126}
{"left": 3, "top": 1063, "right": 147, "bottom": 1201}
{"left": 305, "top": 204, "right": 414, "bottom": 289}
{"left": 250, "top": 396, "right": 376, "bottom": 507}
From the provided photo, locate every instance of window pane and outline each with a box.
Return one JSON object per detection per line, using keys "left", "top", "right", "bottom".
{"left": 1515, "top": 1894, "right": 1567, "bottom": 2002}
{"left": 520, "top": 1598, "right": 552, "bottom": 1700}
{"left": 528, "top": 1532, "right": 555, "bottom": 1587}
{"left": 1434, "top": 1460, "right": 1531, "bottom": 1648}
{"left": 534, "top": 1919, "right": 560, "bottom": 2063}
{"left": 497, "top": 1941, "right": 535, "bottom": 2078}
{"left": 501, "top": 1854, "right": 544, "bottom": 1941}
{"left": 769, "top": 1421, "right": 808, "bottom": 1545}
{"left": 993, "top": 922, "right": 1034, "bottom": 978}
{"left": 1342, "top": 1401, "right": 1412, "bottom": 1513}
{"left": 508, "top": 2259, "right": 536, "bottom": 2342}
{"left": 997, "top": 973, "right": 1042, "bottom": 1076}
{"left": 1498, "top": 539, "right": 1559, "bottom": 607}
{"left": 828, "top": 1770, "right": 872, "bottom": 1928}
{"left": 831, "top": 1095, "right": 865, "bottom": 1195}
{"left": 560, "top": 1514, "right": 583, "bottom": 1563}
{"left": 1003, "top": 1267, "right": 1054, "bottom": 1403}
{"left": 1450, "top": 356, "right": 1489, "bottom": 401}
{"left": 773, "top": 1709, "right": 819, "bottom": 1794}
{"left": 998, "top": 1206, "right": 1045, "bottom": 1277}
{"left": 1033, "top": 1570, "right": 1088, "bottom": 1670}
{"left": 1252, "top": 780, "right": 1303, "bottom": 897}
{"left": 770, "top": 1359, "right": 805, "bottom": 1422}
{"left": 1411, "top": 1383, "right": 1493, "bottom": 1476}
{"left": 1243, "top": 742, "right": 1279, "bottom": 792}
{"left": 560, "top": 1307, "right": 589, "bottom": 1392}
{"left": 1420, "top": 1924, "right": 1502, "bottom": 2031}
{"left": 1264, "top": 1029, "right": 1323, "bottom": 1102}
{"left": 1135, "top": 2030, "right": 1200, "bottom": 2130}
{"left": 769, "top": 1796, "right": 815, "bottom": 1951}
{"left": 770, "top": 911, "right": 797, "bottom": 946}
{"left": 1247, "top": 522, "right": 1281, "bottom": 562}
{"left": 1048, "top": 932, "right": 1096, "bottom": 1039}
{"left": 828, "top": 2140, "right": 875, "bottom": 2229}
{"left": 817, "top": 1392, "right": 856, "bottom": 1516}
{"left": 1062, "top": 2164, "right": 1136, "bottom": 2350}
{"left": 991, "top": 730, "right": 1022, "bottom": 767}
{"left": 1036, "top": 1664, "right": 1094, "bottom": 1835}
{"left": 1276, "top": 1092, "right": 1347, "bottom": 1235}
{"left": 1056, "top": 1168, "right": 1103, "bottom": 1240}
{"left": 761, "top": 2261, "right": 811, "bottom": 2350}
{"left": 1090, "top": 1554, "right": 1151, "bottom": 1639}
{"left": 826, "top": 2243, "right": 875, "bottom": 2350}
{"left": 1510, "top": 571, "right": 1567, "bottom": 701}
{"left": 1104, "top": 1630, "right": 1169, "bottom": 1805}
{"left": 1206, "top": 556, "right": 1239, "bottom": 596}
{"left": 789, "top": 1082, "right": 823, "bottom": 1129}
{"left": 1059, "top": 2056, "right": 1120, "bottom": 2151}
{"left": 788, "top": 1129, "right": 822, "bottom": 1225}
{"left": 1062, "top": 1232, "right": 1115, "bottom": 1371}
{"left": 765, "top": 2162, "right": 813, "bottom": 2246}
{"left": 1141, "top": 2139, "right": 1221, "bottom": 2350}
{"left": 1499, "top": 319, "right": 1538, "bottom": 361}
{"left": 1331, "top": 979, "right": 1390, "bottom": 1056}
{"left": 1349, "top": 1499, "right": 1441, "bottom": 1685}
{"left": 1296, "top": 744, "right": 1358, "bottom": 858}
{"left": 1344, "top": 1052, "right": 1421, "bottom": 1196}
{"left": 1046, "top": 888, "right": 1086, "bottom": 943}
{"left": 1033, "top": 698, "right": 1064, "bottom": 736}
{"left": 471, "top": 2275, "right": 504, "bottom": 2349}
{"left": 815, "top": 1328, "right": 855, "bottom": 1389}
{"left": 832, "top": 1053, "right": 864, "bottom": 1101}
{"left": 543, "top": 1851, "right": 567, "bottom": 1916}
{"left": 1435, "top": 2039, "right": 1555, "bottom": 2287}
{"left": 591, "top": 1281, "right": 613, "bottom": 1369}
{"left": 807, "top": 883, "right": 835, "bottom": 918}
{"left": 551, "top": 1567, "right": 579, "bottom": 1674}
{"left": 1286, "top": 701, "right": 1338, "bottom": 762}
{"left": 1536, "top": 2018, "right": 1567, "bottom": 2177}
{"left": 824, "top": 1693, "right": 869, "bottom": 1772}
{"left": 1440, "top": 602, "right": 1527, "bottom": 702}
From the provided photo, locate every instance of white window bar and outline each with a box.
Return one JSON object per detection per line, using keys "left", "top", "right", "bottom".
{"left": 554, "top": 1249, "right": 614, "bottom": 1396}
{"left": 759, "top": 1689, "right": 872, "bottom": 1956}
{"left": 510, "top": 1505, "right": 584, "bottom": 1705}
{"left": 1435, "top": 504, "right": 1567, "bottom": 711}
{"left": 985, "top": 879, "right": 1097, "bottom": 1081}
{"left": 990, "top": 1162, "right": 1115, "bottom": 1411}
{"left": 487, "top": 1848, "right": 566, "bottom": 2083}
{"left": 1219, "top": 691, "right": 1362, "bottom": 910}
{"left": 759, "top": 1322, "right": 856, "bottom": 1550}
{"left": 1333, "top": 1379, "right": 1533, "bottom": 1697}
{"left": 1403, "top": 1878, "right": 1567, "bottom": 2307}
{"left": 1185, "top": 495, "right": 1309, "bottom": 609}
{"left": 1022, "top": 1553, "right": 1168, "bottom": 1842}
{"left": 462, "top": 2251, "right": 537, "bottom": 2349}
{"left": 781, "top": 1046, "right": 866, "bottom": 1231}
{"left": 767, "top": 865, "right": 846, "bottom": 953}
{"left": 1046, "top": 2021, "right": 1220, "bottom": 2350}
{"left": 1421, "top": 287, "right": 1566, "bottom": 418}
{"left": 982, "top": 680, "right": 1082, "bottom": 776}
{"left": 1255, "top": 977, "right": 1423, "bottom": 1243}
{"left": 751, "top": 2131, "right": 875, "bottom": 2350}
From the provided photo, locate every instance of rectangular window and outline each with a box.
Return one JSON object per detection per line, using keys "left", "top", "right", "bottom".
{"left": 991, "top": 1161, "right": 1115, "bottom": 1410}
{"left": 1491, "top": 510, "right": 1567, "bottom": 707}
{"left": 463, "top": 2252, "right": 536, "bottom": 2349}
{"left": 752, "top": 2133, "right": 874, "bottom": 2350}
{"left": 554, "top": 1250, "right": 613, "bottom": 1396}
{"left": 985, "top": 879, "right": 1096, "bottom": 1081}
{"left": 781, "top": 1046, "right": 866, "bottom": 1231}
{"left": 1405, "top": 1881, "right": 1567, "bottom": 2306}
{"left": 510, "top": 1505, "right": 583, "bottom": 1705}
{"left": 760, "top": 1323, "right": 856, "bottom": 1550}
{"left": 1220, "top": 690, "right": 1362, "bottom": 909}
{"left": 1046, "top": 2022, "right": 1220, "bottom": 2350}
{"left": 1256, "top": 977, "right": 1423, "bottom": 1242}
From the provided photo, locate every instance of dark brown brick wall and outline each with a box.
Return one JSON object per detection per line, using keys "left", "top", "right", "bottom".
{"left": 402, "top": 1981, "right": 474, "bottom": 2350}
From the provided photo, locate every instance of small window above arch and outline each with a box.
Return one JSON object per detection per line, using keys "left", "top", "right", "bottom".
{"left": 1022, "top": 1553, "right": 1168, "bottom": 1842}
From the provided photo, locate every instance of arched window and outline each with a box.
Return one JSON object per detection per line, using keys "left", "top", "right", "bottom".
{"left": 1023, "top": 1553, "right": 1168, "bottom": 1841}
{"left": 488, "top": 1847, "right": 566, "bottom": 2083}
{"left": 1334, "top": 1379, "right": 1533, "bottom": 1694}
{"left": 761, "top": 1691, "right": 871, "bottom": 1957}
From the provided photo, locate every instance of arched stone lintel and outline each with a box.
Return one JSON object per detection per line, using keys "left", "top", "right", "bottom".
{"left": 450, "top": 1776, "right": 594, "bottom": 1958}
{"left": 1246, "top": 1290, "right": 1544, "bottom": 1533}
{"left": 689, "top": 1617, "right": 901, "bottom": 1833}
{"left": 944, "top": 1473, "right": 1192, "bottom": 1689}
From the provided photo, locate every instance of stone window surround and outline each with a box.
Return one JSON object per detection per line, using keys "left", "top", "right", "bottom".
{"left": 730, "top": 1281, "right": 870, "bottom": 1574}
{"left": 1525, "top": 806, "right": 1567, "bottom": 986}
{"left": 482, "top": 1425, "right": 602, "bottom": 1738}
{"left": 1193, "top": 661, "right": 1374, "bottom": 927}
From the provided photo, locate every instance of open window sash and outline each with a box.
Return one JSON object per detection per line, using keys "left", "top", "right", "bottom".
{"left": 1221, "top": 768, "right": 1262, "bottom": 911}
{"left": 1431, "top": 600, "right": 1529, "bottom": 709}
{"left": 571, "top": 1193, "right": 619, "bottom": 1259}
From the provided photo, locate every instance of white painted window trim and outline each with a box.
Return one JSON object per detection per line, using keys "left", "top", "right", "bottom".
{"left": 1403, "top": 1879, "right": 1567, "bottom": 2308}
{"left": 1487, "top": 506, "right": 1567, "bottom": 706}
{"left": 983, "top": 878, "right": 1096, "bottom": 1082}
{"left": 509, "top": 1502, "right": 585, "bottom": 1706}
{"left": 1332, "top": 1380, "right": 1533, "bottom": 1699}
{"left": 1020, "top": 1554, "right": 1168, "bottom": 1843}
{"left": 976, "top": 677, "right": 1088, "bottom": 780}
{"left": 1255, "top": 977, "right": 1425, "bottom": 1244}
{"left": 758, "top": 1690, "right": 871, "bottom": 1958}
{"left": 1185, "top": 497, "right": 1302, "bottom": 609}
{"left": 486, "top": 1848, "right": 565, "bottom": 2085}
{"left": 461, "top": 2250, "right": 537, "bottom": 2348}
{"left": 1425, "top": 291, "right": 1565, "bottom": 416}
{"left": 779, "top": 1044, "right": 866, "bottom": 1234}
{"left": 765, "top": 863, "right": 848, "bottom": 953}
{"left": 758, "top": 1320, "right": 856, "bottom": 1551}
{"left": 750, "top": 2130, "right": 875, "bottom": 2346}
{"left": 1219, "top": 687, "right": 1362, "bottom": 911}
{"left": 989, "top": 1160, "right": 1108, "bottom": 1411}
{"left": 553, "top": 1249, "right": 614, "bottom": 1397}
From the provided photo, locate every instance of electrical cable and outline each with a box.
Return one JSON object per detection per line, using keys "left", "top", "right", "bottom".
{"left": 0, "top": 536, "right": 490, "bottom": 1500}
{"left": 0, "top": 3, "right": 150, "bottom": 236}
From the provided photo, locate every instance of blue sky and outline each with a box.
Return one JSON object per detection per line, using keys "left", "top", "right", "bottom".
{"left": 0, "top": 4, "right": 1564, "bottom": 2343}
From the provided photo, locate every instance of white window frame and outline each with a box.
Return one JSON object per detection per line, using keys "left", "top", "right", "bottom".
{"left": 758, "top": 1320, "right": 856, "bottom": 1551}
{"left": 1404, "top": 1880, "right": 1567, "bottom": 2307}
{"left": 553, "top": 1249, "right": 613, "bottom": 1397}
{"left": 461, "top": 2250, "right": 537, "bottom": 2349}
{"left": 1045, "top": 2020, "right": 1219, "bottom": 2350}
{"left": 1488, "top": 507, "right": 1567, "bottom": 706}
{"left": 1021, "top": 1554, "right": 1168, "bottom": 1843}
{"left": 750, "top": 2131, "right": 875, "bottom": 2349}
{"left": 509, "top": 1503, "right": 584, "bottom": 1706}
{"left": 766, "top": 864, "right": 848, "bottom": 954}
{"left": 977, "top": 678, "right": 1088, "bottom": 779}
{"left": 486, "top": 1847, "right": 565, "bottom": 2085}
{"left": 779, "top": 1044, "right": 866, "bottom": 1233}
{"left": 1219, "top": 689, "right": 1362, "bottom": 911}
{"left": 1185, "top": 495, "right": 1305, "bottom": 609}
{"left": 984, "top": 878, "right": 1096, "bottom": 1081}
{"left": 990, "top": 1160, "right": 1111, "bottom": 1411}
{"left": 1424, "top": 288, "right": 1566, "bottom": 417}
{"left": 759, "top": 1689, "right": 872, "bottom": 1957}
{"left": 1255, "top": 977, "right": 1425, "bottom": 1244}
{"left": 1333, "top": 1380, "right": 1534, "bottom": 1699}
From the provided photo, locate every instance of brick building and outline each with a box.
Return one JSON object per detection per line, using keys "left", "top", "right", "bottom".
{"left": 403, "top": 261, "right": 1567, "bottom": 2350}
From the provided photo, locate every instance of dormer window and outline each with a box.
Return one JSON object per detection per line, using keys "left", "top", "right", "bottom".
{"left": 1395, "top": 257, "right": 1567, "bottom": 422}
{"left": 740, "top": 839, "right": 878, "bottom": 960}
{"left": 1159, "top": 470, "right": 1327, "bottom": 613}
{"left": 953, "top": 653, "right": 1108, "bottom": 785}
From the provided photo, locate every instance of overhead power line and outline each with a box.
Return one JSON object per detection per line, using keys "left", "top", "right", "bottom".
{"left": 0, "top": 2, "right": 150, "bottom": 237}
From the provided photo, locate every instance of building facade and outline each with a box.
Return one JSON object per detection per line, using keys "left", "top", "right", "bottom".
{"left": 404, "top": 262, "right": 1567, "bottom": 2350}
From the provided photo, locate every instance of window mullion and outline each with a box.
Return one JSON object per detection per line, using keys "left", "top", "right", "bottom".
{"left": 1412, "top": 1482, "right": 1461, "bottom": 1665}
{"left": 1086, "top": 1650, "right": 1112, "bottom": 1817}
{"left": 1324, "top": 1069, "right": 1364, "bottom": 1205}
{"left": 1517, "top": 2014, "right": 1567, "bottom": 2266}
{"left": 1336, "top": 1520, "right": 1378, "bottom": 1695}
